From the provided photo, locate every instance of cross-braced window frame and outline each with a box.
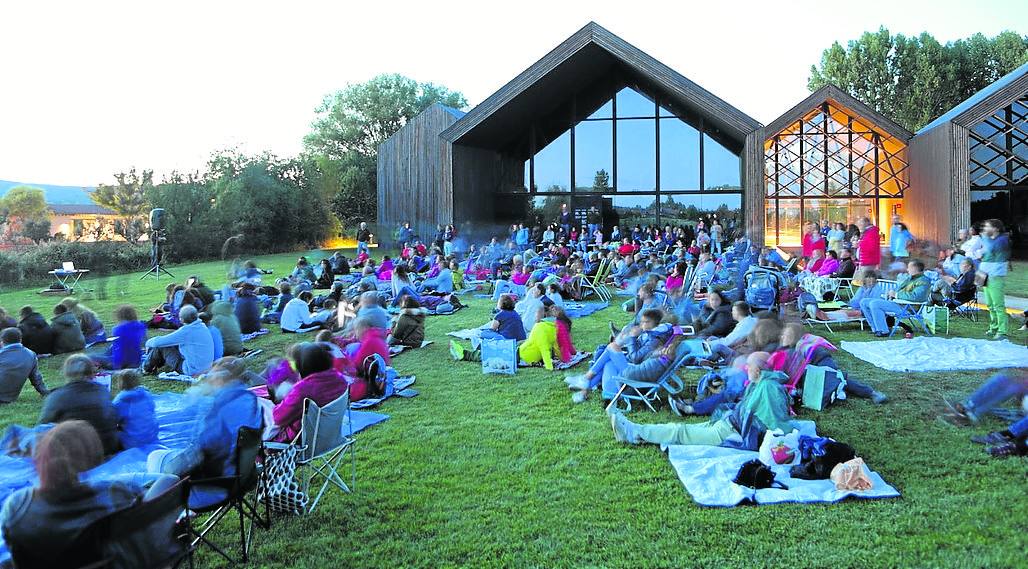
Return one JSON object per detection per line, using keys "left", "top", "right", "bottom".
{"left": 969, "top": 94, "right": 1028, "bottom": 189}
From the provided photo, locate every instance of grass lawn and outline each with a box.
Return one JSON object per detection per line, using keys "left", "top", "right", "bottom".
{"left": 1, "top": 250, "right": 1026, "bottom": 568}
{"left": 1004, "top": 260, "right": 1028, "bottom": 299}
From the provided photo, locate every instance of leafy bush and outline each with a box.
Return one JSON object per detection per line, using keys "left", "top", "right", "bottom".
{"left": 0, "top": 242, "right": 151, "bottom": 285}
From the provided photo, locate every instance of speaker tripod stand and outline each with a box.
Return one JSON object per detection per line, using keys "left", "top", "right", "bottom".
{"left": 140, "top": 232, "right": 174, "bottom": 280}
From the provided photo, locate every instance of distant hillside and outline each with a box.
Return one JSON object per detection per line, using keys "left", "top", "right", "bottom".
{"left": 0, "top": 179, "right": 96, "bottom": 204}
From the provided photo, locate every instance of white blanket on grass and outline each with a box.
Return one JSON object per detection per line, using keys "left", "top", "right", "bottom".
{"left": 841, "top": 337, "right": 1028, "bottom": 372}
{"left": 666, "top": 421, "right": 900, "bottom": 507}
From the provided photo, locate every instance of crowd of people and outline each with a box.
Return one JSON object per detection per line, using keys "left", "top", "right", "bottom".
{"left": 0, "top": 207, "right": 1023, "bottom": 566}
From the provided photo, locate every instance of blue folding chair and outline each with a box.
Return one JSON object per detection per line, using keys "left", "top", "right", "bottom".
{"left": 605, "top": 338, "right": 700, "bottom": 414}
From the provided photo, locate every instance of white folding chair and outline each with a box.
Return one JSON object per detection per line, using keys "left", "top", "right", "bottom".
{"left": 266, "top": 391, "right": 356, "bottom": 513}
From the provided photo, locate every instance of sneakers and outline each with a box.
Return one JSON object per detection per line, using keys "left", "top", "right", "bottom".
{"left": 609, "top": 411, "right": 638, "bottom": 444}
{"left": 984, "top": 330, "right": 997, "bottom": 339}
{"left": 571, "top": 390, "right": 589, "bottom": 404}
{"left": 565, "top": 374, "right": 590, "bottom": 391}
{"left": 986, "top": 441, "right": 1024, "bottom": 458}
{"left": 971, "top": 431, "right": 1011, "bottom": 446}
{"left": 871, "top": 391, "right": 889, "bottom": 405}
{"left": 992, "top": 334, "right": 1009, "bottom": 342}
{"left": 1018, "top": 323, "right": 1027, "bottom": 332}
{"left": 668, "top": 397, "right": 694, "bottom": 417}
{"left": 449, "top": 340, "right": 465, "bottom": 361}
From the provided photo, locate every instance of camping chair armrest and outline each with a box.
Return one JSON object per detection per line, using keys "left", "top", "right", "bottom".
{"left": 893, "top": 300, "right": 926, "bottom": 307}
{"left": 263, "top": 442, "right": 290, "bottom": 451}
{"left": 680, "top": 325, "right": 696, "bottom": 335}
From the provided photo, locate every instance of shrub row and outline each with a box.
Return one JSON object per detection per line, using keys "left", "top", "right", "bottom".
{"left": 0, "top": 242, "right": 152, "bottom": 286}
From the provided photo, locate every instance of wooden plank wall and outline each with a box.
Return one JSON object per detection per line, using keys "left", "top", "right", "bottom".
{"left": 450, "top": 145, "right": 523, "bottom": 233}
{"left": 377, "top": 105, "right": 456, "bottom": 239}
{"left": 950, "top": 125, "right": 971, "bottom": 238}
{"left": 906, "top": 124, "right": 955, "bottom": 245}
{"left": 743, "top": 129, "right": 765, "bottom": 245}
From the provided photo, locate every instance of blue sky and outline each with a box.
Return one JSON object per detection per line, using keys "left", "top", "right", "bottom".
{"left": 0, "top": 0, "right": 1024, "bottom": 186}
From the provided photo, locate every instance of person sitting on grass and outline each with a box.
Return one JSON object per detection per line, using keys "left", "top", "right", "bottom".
{"left": 270, "top": 342, "right": 349, "bottom": 442}
{"left": 39, "top": 354, "right": 120, "bottom": 455}
{"left": 480, "top": 294, "right": 527, "bottom": 342}
{"left": 418, "top": 260, "right": 453, "bottom": 294}
{"left": 59, "top": 298, "right": 106, "bottom": 345}
{"left": 198, "top": 311, "right": 224, "bottom": 361}
{"left": 18, "top": 306, "right": 54, "bottom": 356}
{"left": 112, "top": 369, "right": 158, "bottom": 449}
{"left": 515, "top": 284, "right": 547, "bottom": 335}
{"left": 210, "top": 300, "right": 243, "bottom": 356}
{"left": 185, "top": 275, "right": 216, "bottom": 307}
{"left": 491, "top": 256, "right": 531, "bottom": 301}
{"left": 143, "top": 305, "right": 215, "bottom": 376}
{"left": 611, "top": 352, "right": 793, "bottom": 448}
{"left": 331, "top": 317, "right": 389, "bottom": 400}
{"left": 517, "top": 305, "right": 575, "bottom": 371}
{"left": 565, "top": 308, "right": 670, "bottom": 404}
{"left": 0, "top": 307, "right": 17, "bottom": 330}
{"left": 290, "top": 257, "right": 317, "bottom": 286}
{"left": 147, "top": 361, "right": 263, "bottom": 479}
{"left": 50, "top": 303, "right": 85, "bottom": 355}
{"left": 94, "top": 304, "right": 147, "bottom": 371}
{"left": 388, "top": 296, "right": 427, "bottom": 348}
{"left": 939, "top": 370, "right": 1028, "bottom": 457}
{"left": 329, "top": 251, "right": 350, "bottom": 275}
{"left": 1, "top": 421, "right": 179, "bottom": 568}
{"left": 0, "top": 327, "right": 50, "bottom": 404}
{"left": 281, "top": 291, "right": 330, "bottom": 334}
{"left": 860, "top": 260, "right": 931, "bottom": 337}
{"left": 390, "top": 265, "right": 420, "bottom": 307}
{"left": 233, "top": 282, "right": 263, "bottom": 334}
{"left": 356, "top": 291, "right": 391, "bottom": 330}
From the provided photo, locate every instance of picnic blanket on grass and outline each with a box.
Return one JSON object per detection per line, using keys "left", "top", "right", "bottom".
{"left": 665, "top": 421, "right": 900, "bottom": 507}
{"left": 389, "top": 340, "right": 434, "bottom": 357}
{"left": 841, "top": 337, "right": 1028, "bottom": 372}
{"left": 564, "top": 302, "right": 609, "bottom": 319}
{"left": 388, "top": 304, "right": 468, "bottom": 317}
{"left": 350, "top": 375, "right": 418, "bottom": 409}
{"left": 241, "top": 329, "right": 270, "bottom": 342}
{"left": 518, "top": 351, "right": 591, "bottom": 370}
{"left": 447, "top": 325, "right": 492, "bottom": 341}
{"left": 0, "top": 391, "right": 388, "bottom": 564}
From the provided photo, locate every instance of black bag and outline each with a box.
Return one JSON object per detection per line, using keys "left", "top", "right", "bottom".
{"left": 789, "top": 441, "right": 856, "bottom": 480}
{"left": 733, "top": 459, "right": 788, "bottom": 490}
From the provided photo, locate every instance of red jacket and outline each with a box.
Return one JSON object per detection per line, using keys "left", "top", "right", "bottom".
{"left": 857, "top": 226, "right": 881, "bottom": 267}
{"left": 801, "top": 233, "right": 826, "bottom": 258}
{"left": 272, "top": 369, "right": 349, "bottom": 442}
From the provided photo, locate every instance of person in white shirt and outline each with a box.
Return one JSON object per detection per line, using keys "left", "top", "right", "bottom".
{"left": 515, "top": 284, "right": 546, "bottom": 334}
{"left": 143, "top": 305, "right": 214, "bottom": 376}
{"left": 961, "top": 226, "right": 984, "bottom": 261}
{"left": 280, "top": 291, "right": 330, "bottom": 333}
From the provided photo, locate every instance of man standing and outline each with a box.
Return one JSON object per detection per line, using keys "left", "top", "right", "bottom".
{"left": 356, "top": 222, "right": 372, "bottom": 256}
{"left": 398, "top": 222, "right": 413, "bottom": 249}
{"left": 0, "top": 328, "right": 49, "bottom": 404}
{"left": 980, "top": 219, "right": 1011, "bottom": 341}
{"left": 559, "top": 204, "right": 572, "bottom": 236}
{"left": 856, "top": 216, "right": 881, "bottom": 269}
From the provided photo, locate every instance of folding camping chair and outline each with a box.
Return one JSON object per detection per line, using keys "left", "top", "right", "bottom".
{"left": 265, "top": 391, "right": 356, "bottom": 514}
{"left": 106, "top": 477, "right": 194, "bottom": 569}
{"left": 604, "top": 339, "right": 696, "bottom": 414}
{"left": 887, "top": 299, "right": 931, "bottom": 337}
{"left": 187, "top": 426, "right": 270, "bottom": 564}
{"left": 577, "top": 259, "right": 609, "bottom": 302}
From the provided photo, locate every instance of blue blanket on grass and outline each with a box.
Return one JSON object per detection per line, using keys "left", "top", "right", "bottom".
{"left": 350, "top": 376, "right": 418, "bottom": 409}
{"left": 563, "top": 302, "right": 609, "bottom": 319}
{"left": 0, "top": 391, "right": 388, "bottom": 564}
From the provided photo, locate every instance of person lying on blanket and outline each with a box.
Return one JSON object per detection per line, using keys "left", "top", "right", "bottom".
{"left": 939, "top": 370, "right": 1028, "bottom": 457}
{"left": 565, "top": 308, "right": 673, "bottom": 404}
{"left": 610, "top": 352, "right": 794, "bottom": 448}
{"left": 518, "top": 305, "right": 576, "bottom": 370}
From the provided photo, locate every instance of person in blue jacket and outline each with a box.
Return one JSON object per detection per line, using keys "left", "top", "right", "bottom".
{"left": 112, "top": 369, "right": 158, "bottom": 449}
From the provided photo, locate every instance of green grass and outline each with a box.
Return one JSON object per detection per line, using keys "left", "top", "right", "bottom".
{"left": 2, "top": 251, "right": 1027, "bottom": 568}
{"left": 1004, "top": 261, "right": 1028, "bottom": 298}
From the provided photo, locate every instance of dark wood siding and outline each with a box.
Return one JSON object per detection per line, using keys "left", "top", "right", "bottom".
{"left": 451, "top": 145, "right": 524, "bottom": 233}
{"left": 377, "top": 105, "right": 457, "bottom": 239}
{"left": 743, "top": 129, "right": 765, "bottom": 244}
{"left": 907, "top": 123, "right": 957, "bottom": 245}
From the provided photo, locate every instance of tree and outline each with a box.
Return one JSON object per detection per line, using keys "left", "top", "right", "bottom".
{"left": 809, "top": 28, "right": 1028, "bottom": 131}
{"left": 0, "top": 186, "right": 49, "bottom": 243}
{"left": 304, "top": 74, "right": 467, "bottom": 231}
{"left": 592, "top": 169, "right": 611, "bottom": 191}
{"left": 93, "top": 168, "right": 153, "bottom": 242}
